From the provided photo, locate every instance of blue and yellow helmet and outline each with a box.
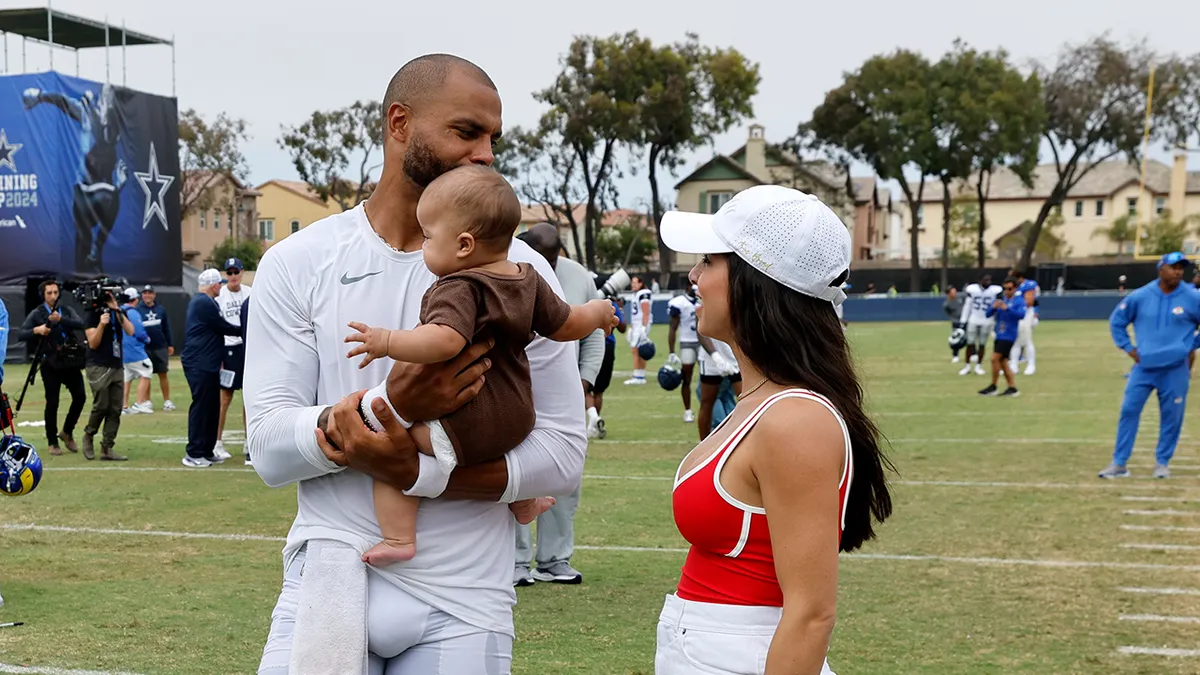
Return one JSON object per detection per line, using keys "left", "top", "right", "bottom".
{"left": 1, "top": 434, "right": 42, "bottom": 497}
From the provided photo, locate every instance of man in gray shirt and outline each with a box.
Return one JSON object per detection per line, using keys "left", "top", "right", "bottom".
{"left": 944, "top": 286, "right": 965, "bottom": 363}
{"left": 513, "top": 223, "right": 604, "bottom": 586}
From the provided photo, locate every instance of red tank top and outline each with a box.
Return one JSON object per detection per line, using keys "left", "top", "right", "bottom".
{"left": 672, "top": 389, "right": 853, "bottom": 607}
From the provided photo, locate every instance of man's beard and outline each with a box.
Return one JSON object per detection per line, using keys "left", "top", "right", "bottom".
{"left": 404, "top": 132, "right": 461, "bottom": 188}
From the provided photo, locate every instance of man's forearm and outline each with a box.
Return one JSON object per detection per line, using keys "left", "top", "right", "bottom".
{"left": 439, "top": 458, "right": 508, "bottom": 501}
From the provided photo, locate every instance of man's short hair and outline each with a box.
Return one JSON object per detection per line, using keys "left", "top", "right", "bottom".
{"left": 1003, "top": 276, "right": 1019, "bottom": 287}
{"left": 428, "top": 165, "right": 520, "bottom": 249}
{"left": 38, "top": 279, "right": 59, "bottom": 298}
{"left": 382, "top": 54, "right": 496, "bottom": 132}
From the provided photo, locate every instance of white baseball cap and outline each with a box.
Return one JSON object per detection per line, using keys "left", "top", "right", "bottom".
{"left": 123, "top": 287, "right": 138, "bottom": 302}
{"left": 198, "top": 268, "right": 223, "bottom": 286}
{"left": 660, "top": 185, "right": 851, "bottom": 306}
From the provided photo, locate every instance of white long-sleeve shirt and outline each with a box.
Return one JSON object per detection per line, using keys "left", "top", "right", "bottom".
{"left": 552, "top": 255, "right": 604, "bottom": 385}
{"left": 244, "top": 204, "right": 587, "bottom": 637}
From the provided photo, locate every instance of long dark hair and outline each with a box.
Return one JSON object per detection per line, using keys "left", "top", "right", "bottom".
{"left": 725, "top": 254, "right": 893, "bottom": 552}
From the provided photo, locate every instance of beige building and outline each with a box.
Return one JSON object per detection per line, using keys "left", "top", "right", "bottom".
{"left": 180, "top": 172, "right": 261, "bottom": 267}
{"left": 671, "top": 124, "right": 860, "bottom": 270}
{"left": 516, "top": 204, "right": 646, "bottom": 265}
{"left": 900, "top": 153, "right": 1200, "bottom": 262}
{"left": 253, "top": 180, "right": 346, "bottom": 250}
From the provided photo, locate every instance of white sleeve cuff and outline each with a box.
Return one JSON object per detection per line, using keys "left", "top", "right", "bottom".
{"left": 361, "top": 381, "right": 413, "bottom": 431}
{"left": 294, "top": 405, "right": 345, "bottom": 475}
{"left": 500, "top": 452, "right": 520, "bottom": 504}
{"left": 403, "top": 453, "right": 452, "bottom": 499}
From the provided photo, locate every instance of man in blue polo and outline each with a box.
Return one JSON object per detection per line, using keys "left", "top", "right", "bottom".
{"left": 1101, "top": 252, "right": 1200, "bottom": 479}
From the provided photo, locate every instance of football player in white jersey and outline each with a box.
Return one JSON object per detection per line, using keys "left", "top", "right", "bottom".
{"left": 246, "top": 54, "right": 586, "bottom": 674}
{"left": 625, "top": 275, "right": 653, "bottom": 385}
{"left": 215, "top": 257, "right": 251, "bottom": 461}
{"left": 667, "top": 285, "right": 701, "bottom": 422}
{"left": 958, "top": 273, "right": 1002, "bottom": 376}
{"left": 1008, "top": 268, "right": 1040, "bottom": 375}
{"left": 695, "top": 335, "right": 741, "bottom": 441}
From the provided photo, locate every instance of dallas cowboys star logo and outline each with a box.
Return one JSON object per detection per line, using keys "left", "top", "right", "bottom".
{"left": 135, "top": 142, "right": 175, "bottom": 231}
{"left": 0, "top": 129, "right": 22, "bottom": 173}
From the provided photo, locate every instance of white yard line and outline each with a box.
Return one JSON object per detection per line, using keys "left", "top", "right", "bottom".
{"left": 0, "top": 665, "right": 145, "bottom": 675}
{"left": 1117, "top": 587, "right": 1200, "bottom": 596}
{"left": 1120, "top": 543, "right": 1200, "bottom": 552}
{"left": 13, "top": 523, "right": 1200, "bottom": 571}
{"left": 1125, "top": 510, "right": 1200, "bottom": 517}
{"left": 1121, "top": 496, "right": 1199, "bottom": 503}
{"left": 1119, "top": 614, "right": 1200, "bottom": 625}
{"left": 1121, "top": 525, "right": 1200, "bottom": 533}
{"left": 1117, "top": 646, "right": 1200, "bottom": 657}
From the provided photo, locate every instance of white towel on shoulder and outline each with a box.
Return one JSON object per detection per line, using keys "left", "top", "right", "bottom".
{"left": 289, "top": 539, "right": 369, "bottom": 675}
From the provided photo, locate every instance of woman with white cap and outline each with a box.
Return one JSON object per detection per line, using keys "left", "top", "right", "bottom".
{"left": 655, "top": 185, "right": 894, "bottom": 674}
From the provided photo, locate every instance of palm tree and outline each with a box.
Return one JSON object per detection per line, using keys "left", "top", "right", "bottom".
{"left": 1092, "top": 214, "right": 1137, "bottom": 257}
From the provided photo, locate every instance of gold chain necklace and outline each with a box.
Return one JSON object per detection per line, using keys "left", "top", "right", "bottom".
{"left": 737, "top": 378, "right": 772, "bottom": 402}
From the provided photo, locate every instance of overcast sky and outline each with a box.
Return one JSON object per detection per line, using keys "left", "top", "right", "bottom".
{"left": 3, "top": 0, "right": 1199, "bottom": 209}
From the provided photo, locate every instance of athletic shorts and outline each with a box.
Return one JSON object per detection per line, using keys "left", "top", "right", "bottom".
{"left": 700, "top": 372, "right": 742, "bottom": 386}
{"left": 965, "top": 322, "right": 990, "bottom": 347}
{"left": 258, "top": 543, "right": 513, "bottom": 675}
{"left": 123, "top": 358, "right": 152, "bottom": 382}
{"left": 627, "top": 324, "right": 648, "bottom": 348}
{"left": 680, "top": 342, "right": 699, "bottom": 366}
{"left": 593, "top": 340, "right": 616, "bottom": 394}
{"left": 994, "top": 339, "right": 1015, "bottom": 360}
{"left": 656, "top": 594, "right": 835, "bottom": 675}
{"left": 148, "top": 347, "right": 170, "bottom": 374}
{"left": 221, "top": 344, "right": 245, "bottom": 391}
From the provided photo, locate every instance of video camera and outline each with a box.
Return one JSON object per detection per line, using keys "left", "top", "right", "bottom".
{"left": 68, "top": 276, "right": 125, "bottom": 311}
{"left": 595, "top": 269, "right": 631, "bottom": 300}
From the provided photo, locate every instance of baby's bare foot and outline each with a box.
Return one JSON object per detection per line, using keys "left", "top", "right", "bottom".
{"left": 509, "top": 496, "right": 556, "bottom": 525}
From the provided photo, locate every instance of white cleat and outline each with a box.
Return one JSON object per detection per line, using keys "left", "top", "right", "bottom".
{"left": 951, "top": 356, "right": 960, "bottom": 364}
{"left": 623, "top": 377, "right": 646, "bottom": 386}
{"left": 958, "top": 364, "right": 971, "bottom": 376}
{"left": 213, "top": 441, "right": 232, "bottom": 461}
{"left": 683, "top": 410, "right": 695, "bottom": 423}
{"left": 974, "top": 365, "right": 986, "bottom": 375}
{"left": 1023, "top": 366, "right": 1036, "bottom": 375}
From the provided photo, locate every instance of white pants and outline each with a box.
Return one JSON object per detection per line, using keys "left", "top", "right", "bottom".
{"left": 258, "top": 545, "right": 513, "bottom": 675}
{"left": 1012, "top": 315, "right": 1037, "bottom": 364}
{"left": 628, "top": 324, "right": 649, "bottom": 348}
{"left": 965, "top": 321, "right": 990, "bottom": 348}
{"left": 680, "top": 342, "right": 699, "bottom": 366}
{"left": 655, "top": 594, "right": 836, "bottom": 675}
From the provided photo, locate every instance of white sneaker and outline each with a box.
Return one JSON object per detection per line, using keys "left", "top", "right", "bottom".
{"left": 1023, "top": 366, "right": 1035, "bottom": 375}
{"left": 136, "top": 401, "right": 153, "bottom": 413}
{"left": 182, "top": 455, "right": 213, "bottom": 468}
{"left": 958, "top": 364, "right": 971, "bottom": 376}
{"left": 623, "top": 377, "right": 646, "bottom": 386}
{"left": 683, "top": 410, "right": 695, "bottom": 423}
{"left": 213, "top": 441, "right": 232, "bottom": 461}
{"left": 952, "top": 356, "right": 960, "bottom": 364}
{"left": 974, "top": 365, "right": 986, "bottom": 375}
{"left": 587, "top": 421, "right": 600, "bottom": 439}
{"left": 163, "top": 400, "right": 176, "bottom": 411}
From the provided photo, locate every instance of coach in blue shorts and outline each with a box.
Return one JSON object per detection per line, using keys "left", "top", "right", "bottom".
{"left": 1101, "top": 252, "right": 1200, "bottom": 479}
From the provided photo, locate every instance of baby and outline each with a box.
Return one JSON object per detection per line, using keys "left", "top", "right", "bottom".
{"left": 346, "top": 165, "right": 617, "bottom": 566}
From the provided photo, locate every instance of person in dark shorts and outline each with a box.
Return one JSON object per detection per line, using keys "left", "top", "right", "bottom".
{"left": 136, "top": 285, "right": 175, "bottom": 411}
{"left": 589, "top": 298, "right": 625, "bottom": 439}
{"left": 342, "top": 165, "right": 618, "bottom": 567}
{"left": 978, "top": 277, "right": 1026, "bottom": 398}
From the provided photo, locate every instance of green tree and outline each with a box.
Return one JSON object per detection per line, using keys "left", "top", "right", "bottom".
{"left": 801, "top": 50, "right": 940, "bottom": 292}
{"left": 1157, "top": 53, "right": 1200, "bottom": 148}
{"left": 596, "top": 221, "right": 656, "bottom": 270}
{"left": 1091, "top": 214, "right": 1139, "bottom": 256}
{"left": 279, "top": 100, "right": 381, "bottom": 211}
{"left": 954, "top": 46, "right": 1045, "bottom": 269}
{"left": 178, "top": 109, "right": 250, "bottom": 220}
{"left": 499, "top": 125, "right": 588, "bottom": 263}
{"left": 637, "top": 36, "right": 759, "bottom": 286}
{"left": 1000, "top": 212, "right": 1070, "bottom": 265}
{"left": 536, "top": 33, "right": 651, "bottom": 270}
{"left": 207, "top": 237, "right": 263, "bottom": 271}
{"left": 946, "top": 200, "right": 980, "bottom": 267}
{"left": 1138, "top": 210, "right": 1200, "bottom": 256}
{"left": 1016, "top": 37, "right": 1161, "bottom": 270}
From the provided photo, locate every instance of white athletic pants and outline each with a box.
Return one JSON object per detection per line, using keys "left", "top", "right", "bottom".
{"left": 1011, "top": 315, "right": 1037, "bottom": 366}
{"left": 515, "top": 482, "right": 579, "bottom": 567}
{"left": 655, "top": 594, "right": 836, "bottom": 675}
{"left": 258, "top": 545, "right": 513, "bottom": 675}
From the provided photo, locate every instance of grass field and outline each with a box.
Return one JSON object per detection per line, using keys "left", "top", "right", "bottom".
{"left": 3, "top": 320, "right": 1200, "bottom": 674}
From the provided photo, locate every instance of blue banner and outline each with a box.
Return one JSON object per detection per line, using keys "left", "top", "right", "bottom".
{"left": 0, "top": 71, "right": 181, "bottom": 286}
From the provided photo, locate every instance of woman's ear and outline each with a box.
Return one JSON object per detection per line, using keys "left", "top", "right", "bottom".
{"left": 457, "top": 233, "right": 476, "bottom": 259}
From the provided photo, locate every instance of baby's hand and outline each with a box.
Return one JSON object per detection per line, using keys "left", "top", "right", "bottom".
{"left": 588, "top": 299, "right": 618, "bottom": 336}
{"left": 345, "top": 321, "right": 391, "bottom": 369}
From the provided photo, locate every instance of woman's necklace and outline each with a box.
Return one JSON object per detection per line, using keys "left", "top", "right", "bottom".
{"left": 737, "top": 377, "right": 772, "bottom": 402}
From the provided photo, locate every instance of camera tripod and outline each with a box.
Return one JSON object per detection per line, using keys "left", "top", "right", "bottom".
{"left": 15, "top": 337, "right": 50, "bottom": 414}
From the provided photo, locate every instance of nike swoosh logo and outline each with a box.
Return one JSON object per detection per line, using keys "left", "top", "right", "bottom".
{"left": 341, "top": 271, "right": 383, "bottom": 285}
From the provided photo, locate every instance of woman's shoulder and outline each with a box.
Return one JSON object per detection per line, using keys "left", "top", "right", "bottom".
{"left": 748, "top": 392, "right": 846, "bottom": 468}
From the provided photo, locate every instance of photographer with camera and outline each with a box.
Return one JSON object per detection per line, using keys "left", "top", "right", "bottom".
{"left": 82, "top": 282, "right": 135, "bottom": 461}
{"left": 14, "top": 280, "right": 87, "bottom": 455}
